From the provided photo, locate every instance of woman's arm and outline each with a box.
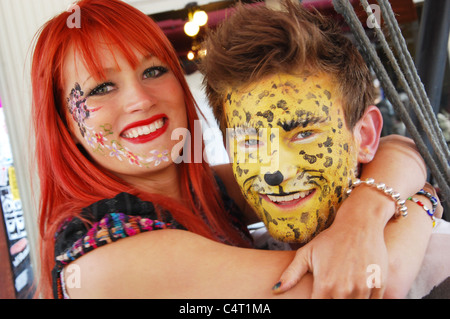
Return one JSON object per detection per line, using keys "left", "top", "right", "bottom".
{"left": 64, "top": 229, "right": 313, "bottom": 298}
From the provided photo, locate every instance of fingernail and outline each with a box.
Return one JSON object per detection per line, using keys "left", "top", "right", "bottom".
{"left": 272, "top": 281, "right": 282, "bottom": 291}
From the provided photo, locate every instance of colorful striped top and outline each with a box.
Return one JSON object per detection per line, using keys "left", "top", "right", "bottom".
{"left": 52, "top": 180, "right": 252, "bottom": 299}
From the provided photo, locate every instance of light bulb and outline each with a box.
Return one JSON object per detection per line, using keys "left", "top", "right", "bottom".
{"left": 184, "top": 21, "right": 199, "bottom": 37}
{"left": 193, "top": 10, "right": 208, "bottom": 26}
{"left": 187, "top": 51, "right": 195, "bottom": 60}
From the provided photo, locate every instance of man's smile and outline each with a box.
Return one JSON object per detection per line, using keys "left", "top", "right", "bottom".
{"left": 260, "top": 189, "right": 316, "bottom": 209}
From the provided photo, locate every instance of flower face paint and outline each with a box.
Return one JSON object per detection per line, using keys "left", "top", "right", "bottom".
{"left": 63, "top": 44, "right": 187, "bottom": 179}
{"left": 224, "top": 73, "right": 359, "bottom": 243}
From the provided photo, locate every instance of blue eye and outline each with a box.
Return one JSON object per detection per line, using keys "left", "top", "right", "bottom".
{"left": 143, "top": 66, "right": 168, "bottom": 79}
{"left": 239, "top": 139, "right": 263, "bottom": 149}
{"left": 245, "top": 139, "right": 259, "bottom": 147}
{"left": 295, "top": 131, "right": 314, "bottom": 139}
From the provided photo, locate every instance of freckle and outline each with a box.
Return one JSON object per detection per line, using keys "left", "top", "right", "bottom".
{"left": 270, "top": 133, "right": 276, "bottom": 142}
{"left": 303, "top": 154, "right": 317, "bottom": 164}
{"left": 324, "top": 156, "right": 333, "bottom": 167}
{"left": 323, "top": 137, "right": 333, "bottom": 147}
{"left": 277, "top": 100, "right": 288, "bottom": 111}
{"left": 306, "top": 92, "right": 317, "bottom": 99}
{"left": 245, "top": 111, "right": 251, "bottom": 123}
{"left": 227, "top": 93, "right": 232, "bottom": 104}
{"left": 335, "top": 186, "right": 342, "bottom": 197}
{"left": 258, "top": 90, "right": 269, "bottom": 100}
{"left": 301, "top": 212, "right": 309, "bottom": 223}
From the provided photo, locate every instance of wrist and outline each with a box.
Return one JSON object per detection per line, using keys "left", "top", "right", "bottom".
{"left": 335, "top": 181, "right": 400, "bottom": 229}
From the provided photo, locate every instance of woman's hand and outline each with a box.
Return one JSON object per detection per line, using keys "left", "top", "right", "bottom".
{"left": 272, "top": 196, "right": 388, "bottom": 298}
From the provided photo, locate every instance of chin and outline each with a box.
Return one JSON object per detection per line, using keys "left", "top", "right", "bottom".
{"left": 268, "top": 227, "right": 317, "bottom": 245}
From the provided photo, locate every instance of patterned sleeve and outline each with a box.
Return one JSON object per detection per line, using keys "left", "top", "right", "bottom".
{"left": 52, "top": 192, "right": 184, "bottom": 298}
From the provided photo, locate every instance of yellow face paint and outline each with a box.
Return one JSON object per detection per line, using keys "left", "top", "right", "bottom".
{"left": 224, "top": 73, "right": 359, "bottom": 243}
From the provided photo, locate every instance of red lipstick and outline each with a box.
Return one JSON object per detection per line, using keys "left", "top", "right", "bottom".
{"left": 120, "top": 113, "right": 168, "bottom": 144}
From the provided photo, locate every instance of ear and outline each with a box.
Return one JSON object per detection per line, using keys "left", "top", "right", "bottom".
{"left": 353, "top": 105, "right": 383, "bottom": 163}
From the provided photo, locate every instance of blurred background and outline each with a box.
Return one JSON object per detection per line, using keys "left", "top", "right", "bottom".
{"left": 0, "top": 0, "right": 448, "bottom": 298}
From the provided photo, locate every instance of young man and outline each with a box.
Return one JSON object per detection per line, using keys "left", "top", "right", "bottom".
{"left": 200, "top": 0, "right": 450, "bottom": 298}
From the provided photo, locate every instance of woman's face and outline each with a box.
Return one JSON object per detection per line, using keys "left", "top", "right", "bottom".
{"left": 62, "top": 44, "right": 187, "bottom": 181}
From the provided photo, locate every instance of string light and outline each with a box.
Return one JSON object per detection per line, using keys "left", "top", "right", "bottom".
{"left": 187, "top": 51, "right": 195, "bottom": 60}
{"left": 184, "top": 8, "right": 208, "bottom": 37}
{"left": 184, "top": 20, "right": 199, "bottom": 37}
{"left": 193, "top": 10, "right": 208, "bottom": 26}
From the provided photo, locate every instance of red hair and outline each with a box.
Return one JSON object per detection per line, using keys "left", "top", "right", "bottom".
{"left": 31, "top": 0, "right": 250, "bottom": 298}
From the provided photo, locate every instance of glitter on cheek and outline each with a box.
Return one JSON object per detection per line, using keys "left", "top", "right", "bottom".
{"left": 67, "top": 82, "right": 90, "bottom": 137}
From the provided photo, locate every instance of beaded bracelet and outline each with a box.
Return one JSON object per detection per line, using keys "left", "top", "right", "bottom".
{"left": 416, "top": 189, "right": 438, "bottom": 214}
{"left": 407, "top": 196, "right": 436, "bottom": 227}
{"left": 346, "top": 178, "right": 408, "bottom": 218}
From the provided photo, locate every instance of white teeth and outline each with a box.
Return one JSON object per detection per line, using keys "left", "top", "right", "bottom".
{"left": 267, "top": 190, "right": 313, "bottom": 203}
{"left": 122, "top": 119, "right": 165, "bottom": 138}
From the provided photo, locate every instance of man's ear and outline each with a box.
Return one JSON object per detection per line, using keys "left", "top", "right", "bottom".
{"left": 353, "top": 105, "right": 383, "bottom": 163}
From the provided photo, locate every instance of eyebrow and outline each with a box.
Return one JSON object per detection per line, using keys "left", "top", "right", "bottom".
{"left": 228, "top": 126, "right": 262, "bottom": 138}
{"left": 277, "top": 116, "right": 328, "bottom": 132}
{"left": 81, "top": 54, "right": 154, "bottom": 87}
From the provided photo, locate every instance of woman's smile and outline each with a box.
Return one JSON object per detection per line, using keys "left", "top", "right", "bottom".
{"left": 120, "top": 114, "right": 169, "bottom": 144}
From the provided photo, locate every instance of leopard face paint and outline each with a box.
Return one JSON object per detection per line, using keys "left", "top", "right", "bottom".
{"left": 225, "top": 73, "right": 359, "bottom": 244}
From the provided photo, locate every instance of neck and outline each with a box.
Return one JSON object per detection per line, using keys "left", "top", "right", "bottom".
{"left": 116, "top": 163, "right": 183, "bottom": 200}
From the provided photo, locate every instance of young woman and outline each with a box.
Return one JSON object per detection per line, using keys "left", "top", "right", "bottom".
{"left": 31, "top": 0, "right": 434, "bottom": 299}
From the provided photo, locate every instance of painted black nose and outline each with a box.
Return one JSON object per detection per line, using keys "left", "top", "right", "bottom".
{"left": 264, "top": 171, "right": 284, "bottom": 186}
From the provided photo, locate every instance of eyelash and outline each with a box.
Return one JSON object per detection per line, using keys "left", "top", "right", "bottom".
{"left": 88, "top": 66, "right": 169, "bottom": 96}
{"left": 292, "top": 130, "right": 315, "bottom": 142}
{"left": 239, "top": 138, "right": 264, "bottom": 149}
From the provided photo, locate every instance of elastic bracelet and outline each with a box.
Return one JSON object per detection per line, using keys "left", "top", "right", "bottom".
{"left": 407, "top": 196, "right": 436, "bottom": 227}
{"left": 416, "top": 189, "right": 438, "bottom": 214}
{"left": 346, "top": 178, "right": 408, "bottom": 218}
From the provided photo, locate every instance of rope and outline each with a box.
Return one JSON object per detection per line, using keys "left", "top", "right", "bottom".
{"left": 372, "top": 0, "right": 450, "bottom": 158}
{"left": 332, "top": 0, "right": 450, "bottom": 206}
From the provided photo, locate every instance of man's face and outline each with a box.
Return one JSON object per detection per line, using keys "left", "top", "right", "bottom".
{"left": 224, "top": 73, "right": 359, "bottom": 243}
